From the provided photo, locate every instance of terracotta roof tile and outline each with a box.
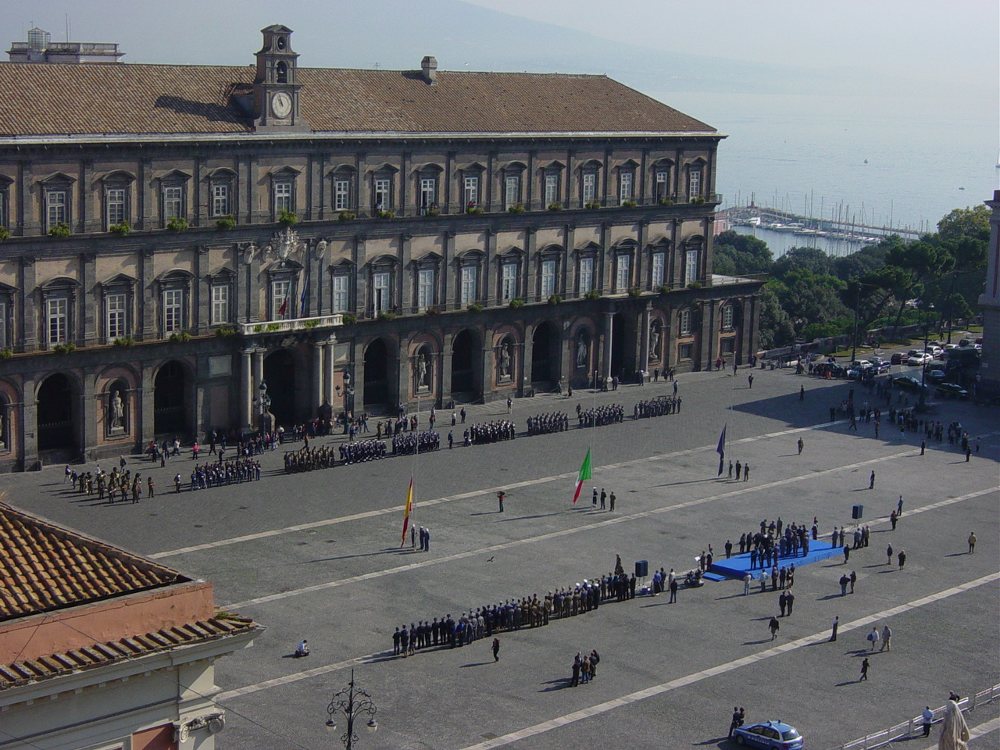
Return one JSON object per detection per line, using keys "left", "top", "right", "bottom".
{"left": 0, "top": 502, "right": 183, "bottom": 621}
{"left": 0, "top": 62, "right": 714, "bottom": 137}
{"left": 0, "top": 617, "right": 258, "bottom": 690}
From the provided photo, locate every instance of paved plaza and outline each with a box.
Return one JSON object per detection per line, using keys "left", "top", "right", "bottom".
{"left": 4, "top": 365, "right": 998, "bottom": 749}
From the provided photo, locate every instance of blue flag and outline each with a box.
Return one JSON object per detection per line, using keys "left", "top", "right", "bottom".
{"left": 716, "top": 424, "right": 726, "bottom": 476}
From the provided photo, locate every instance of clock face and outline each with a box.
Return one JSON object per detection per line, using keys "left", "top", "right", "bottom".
{"left": 271, "top": 92, "right": 292, "bottom": 119}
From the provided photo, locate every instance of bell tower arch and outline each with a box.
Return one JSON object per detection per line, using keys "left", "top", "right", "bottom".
{"left": 254, "top": 25, "right": 308, "bottom": 132}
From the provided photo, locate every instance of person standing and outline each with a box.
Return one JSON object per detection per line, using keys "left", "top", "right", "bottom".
{"left": 768, "top": 615, "right": 780, "bottom": 640}
{"left": 669, "top": 575, "right": 678, "bottom": 603}
{"left": 743, "top": 463, "right": 750, "bottom": 482}
{"left": 850, "top": 570, "right": 857, "bottom": 593}
{"left": 890, "top": 510, "right": 898, "bottom": 530}
{"left": 600, "top": 489, "right": 606, "bottom": 510}
{"left": 778, "top": 591, "right": 787, "bottom": 616}
{"left": 724, "top": 539, "right": 733, "bottom": 559}
{"left": 728, "top": 707, "right": 742, "bottom": 739}
{"left": 786, "top": 591, "right": 795, "bottom": 615}
{"left": 492, "top": 637, "right": 500, "bottom": 662}
{"left": 592, "top": 487, "right": 598, "bottom": 507}
{"left": 609, "top": 492, "right": 616, "bottom": 512}
{"left": 497, "top": 490, "right": 505, "bottom": 513}
{"left": 830, "top": 615, "right": 839, "bottom": 642}
{"left": 571, "top": 654, "right": 581, "bottom": 687}
{"left": 898, "top": 549, "right": 906, "bottom": 568}
{"left": 860, "top": 657, "right": 870, "bottom": 681}
{"left": 748, "top": 373, "right": 754, "bottom": 389}
{"left": 886, "top": 544, "right": 894, "bottom": 565}
{"left": 968, "top": 531, "right": 977, "bottom": 554}
{"left": 743, "top": 571, "right": 752, "bottom": 596}
{"left": 800, "top": 385, "right": 805, "bottom": 401}
{"left": 921, "top": 706, "right": 934, "bottom": 737}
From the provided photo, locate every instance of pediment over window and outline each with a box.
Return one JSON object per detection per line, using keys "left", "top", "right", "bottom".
{"left": 368, "top": 254, "right": 398, "bottom": 269}
{"left": 328, "top": 164, "right": 356, "bottom": 176}
{"left": 685, "top": 157, "right": 707, "bottom": 166}
{"left": 206, "top": 267, "right": 235, "bottom": 283}
{"left": 574, "top": 241, "right": 601, "bottom": 255}
{"left": 577, "top": 159, "right": 603, "bottom": 171}
{"left": 497, "top": 245, "right": 524, "bottom": 260}
{"left": 368, "top": 163, "right": 400, "bottom": 175}
{"left": 39, "top": 172, "right": 76, "bottom": 185}
{"left": 538, "top": 243, "right": 564, "bottom": 257}
{"left": 156, "top": 269, "right": 194, "bottom": 285}
{"left": 617, "top": 159, "right": 640, "bottom": 170}
{"left": 647, "top": 236, "right": 671, "bottom": 248}
{"left": 40, "top": 276, "right": 81, "bottom": 291}
{"left": 0, "top": 174, "right": 13, "bottom": 187}
{"left": 650, "top": 157, "right": 674, "bottom": 168}
{"left": 100, "top": 273, "right": 137, "bottom": 288}
{"left": 157, "top": 169, "right": 192, "bottom": 184}
{"left": 455, "top": 249, "right": 485, "bottom": 264}
{"left": 330, "top": 258, "right": 355, "bottom": 271}
{"left": 413, "top": 163, "right": 444, "bottom": 174}
{"left": 501, "top": 161, "right": 527, "bottom": 172}
{"left": 539, "top": 160, "right": 566, "bottom": 171}
{"left": 266, "top": 258, "right": 303, "bottom": 273}
{"left": 413, "top": 251, "right": 443, "bottom": 267}
{"left": 205, "top": 167, "right": 237, "bottom": 180}
{"left": 0, "top": 281, "right": 16, "bottom": 295}
{"left": 612, "top": 238, "right": 639, "bottom": 251}
{"left": 101, "top": 170, "right": 136, "bottom": 185}
{"left": 459, "top": 161, "right": 486, "bottom": 172}
{"left": 270, "top": 166, "right": 302, "bottom": 179}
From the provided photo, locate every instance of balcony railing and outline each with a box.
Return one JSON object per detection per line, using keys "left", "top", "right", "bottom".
{"left": 239, "top": 314, "right": 343, "bottom": 336}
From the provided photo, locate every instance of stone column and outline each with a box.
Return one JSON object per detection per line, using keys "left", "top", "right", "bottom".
{"left": 140, "top": 364, "right": 155, "bottom": 446}
{"left": 482, "top": 230, "right": 493, "bottom": 305}
{"left": 324, "top": 338, "right": 336, "bottom": 406}
{"left": 241, "top": 349, "right": 253, "bottom": 429}
{"left": 700, "top": 301, "right": 715, "bottom": 371}
{"left": 400, "top": 233, "right": 412, "bottom": 313}
{"left": 312, "top": 341, "right": 324, "bottom": 412}
{"left": 519, "top": 330, "right": 532, "bottom": 397}
{"left": 81, "top": 374, "right": 96, "bottom": 459}
{"left": 440, "top": 332, "right": 454, "bottom": 402}
{"left": 20, "top": 374, "right": 37, "bottom": 470}
{"left": 195, "top": 245, "right": 209, "bottom": 334}
{"left": 636, "top": 220, "right": 648, "bottom": 289}
{"left": 639, "top": 303, "right": 652, "bottom": 376}
{"left": 603, "top": 311, "right": 616, "bottom": 383}
{"left": 253, "top": 349, "right": 265, "bottom": 393}
{"left": 19, "top": 256, "right": 36, "bottom": 352}
{"left": 140, "top": 248, "right": 155, "bottom": 340}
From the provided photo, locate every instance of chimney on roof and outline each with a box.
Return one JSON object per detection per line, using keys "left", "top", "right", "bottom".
{"left": 421, "top": 55, "right": 438, "bottom": 85}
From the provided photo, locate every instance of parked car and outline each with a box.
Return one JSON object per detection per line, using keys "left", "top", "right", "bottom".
{"left": 926, "top": 345, "right": 943, "bottom": 357}
{"left": 907, "top": 353, "right": 932, "bottom": 366}
{"left": 925, "top": 369, "right": 947, "bottom": 383}
{"left": 935, "top": 383, "right": 969, "bottom": 399}
{"left": 890, "top": 352, "right": 905, "bottom": 365}
{"left": 893, "top": 375, "right": 928, "bottom": 392}
{"left": 732, "top": 720, "right": 804, "bottom": 749}
{"left": 944, "top": 343, "right": 960, "bottom": 351}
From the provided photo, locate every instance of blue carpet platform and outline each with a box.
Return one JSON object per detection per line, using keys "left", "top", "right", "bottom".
{"left": 706, "top": 541, "right": 842, "bottom": 581}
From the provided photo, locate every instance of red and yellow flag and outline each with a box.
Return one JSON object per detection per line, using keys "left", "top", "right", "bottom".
{"left": 400, "top": 477, "right": 414, "bottom": 547}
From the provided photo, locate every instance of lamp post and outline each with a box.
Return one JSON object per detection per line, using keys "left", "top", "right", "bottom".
{"left": 918, "top": 304, "right": 934, "bottom": 409}
{"left": 326, "top": 669, "right": 377, "bottom": 749}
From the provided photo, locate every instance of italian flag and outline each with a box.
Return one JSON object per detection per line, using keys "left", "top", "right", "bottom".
{"left": 400, "top": 477, "right": 414, "bottom": 547}
{"left": 571, "top": 448, "right": 593, "bottom": 504}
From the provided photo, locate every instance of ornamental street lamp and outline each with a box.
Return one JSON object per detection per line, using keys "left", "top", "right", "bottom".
{"left": 919, "top": 303, "right": 934, "bottom": 409}
{"left": 325, "top": 669, "right": 377, "bottom": 749}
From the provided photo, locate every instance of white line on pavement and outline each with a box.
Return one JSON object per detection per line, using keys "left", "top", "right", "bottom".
{"left": 214, "top": 573, "right": 1000, "bottom": 722}
{"left": 152, "top": 421, "right": 848, "bottom": 559}
{"left": 223, "top": 449, "right": 987, "bottom": 610}
{"left": 459, "top": 572, "right": 1000, "bottom": 750}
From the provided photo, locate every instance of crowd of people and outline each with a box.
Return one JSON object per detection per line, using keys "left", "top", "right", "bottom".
{"left": 339, "top": 438, "right": 387, "bottom": 464}
{"left": 632, "top": 395, "right": 680, "bottom": 419}
{"left": 737, "top": 516, "right": 818, "bottom": 570}
{"left": 525, "top": 411, "right": 570, "bottom": 435}
{"left": 467, "top": 420, "right": 517, "bottom": 445}
{"left": 392, "top": 430, "right": 440, "bottom": 455}
{"left": 283, "top": 445, "right": 337, "bottom": 473}
{"left": 188, "top": 457, "right": 262, "bottom": 489}
{"left": 577, "top": 404, "right": 625, "bottom": 427}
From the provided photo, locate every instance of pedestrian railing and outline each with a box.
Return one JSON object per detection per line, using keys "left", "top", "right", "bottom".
{"left": 830, "top": 683, "right": 1000, "bottom": 750}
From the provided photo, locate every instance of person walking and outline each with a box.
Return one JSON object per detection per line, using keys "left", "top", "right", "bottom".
{"left": 743, "top": 571, "right": 752, "bottom": 596}
{"left": 860, "top": 657, "right": 870, "bottom": 681}
{"left": 799, "top": 384, "right": 805, "bottom": 401}
{"left": 869, "top": 470, "right": 876, "bottom": 490}
{"left": 867, "top": 626, "right": 880, "bottom": 651}
{"left": 748, "top": 373, "right": 754, "bottom": 389}
{"left": 898, "top": 549, "right": 906, "bottom": 568}
{"left": 768, "top": 615, "right": 780, "bottom": 640}
{"left": 921, "top": 706, "right": 934, "bottom": 737}
{"left": 830, "top": 615, "right": 839, "bottom": 642}
{"left": 880, "top": 624, "right": 892, "bottom": 652}
{"left": 839, "top": 574, "right": 850, "bottom": 596}
{"left": 492, "top": 637, "right": 500, "bottom": 662}
{"left": 968, "top": 531, "right": 977, "bottom": 554}
{"left": 728, "top": 707, "right": 742, "bottom": 739}
{"left": 797, "top": 437, "right": 804, "bottom": 455}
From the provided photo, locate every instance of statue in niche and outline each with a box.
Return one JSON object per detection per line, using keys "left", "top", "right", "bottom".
{"left": 576, "top": 332, "right": 589, "bottom": 369}
{"left": 498, "top": 342, "right": 512, "bottom": 380}
{"left": 108, "top": 388, "right": 126, "bottom": 433}
{"left": 649, "top": 323, "right": 661, "bottom": 361}
{"left": 415, "top": 351, "right": 430, "bottom": 388}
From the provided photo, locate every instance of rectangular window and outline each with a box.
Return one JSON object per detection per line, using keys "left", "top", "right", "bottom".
{"left": 721, "top": 337, "right": 735, "bottom": 354}
{"left": 211, "top": 285, "right": 229, "bottom": 325}
{"left": 334, "top": 179, "right": 351, "bottom": 211}
{"left": 579, "top": 257, "right": 594, "bottom": 294}
{"left": 504, "top": 175, "right": 520, "bottom": 210}
{"left": 419, "top": 178, "right": 436, "bottom": 212}
{"left": 373, "top": 271, "right": 391, "bottom": 313}
{"left": 460, "top": 266, "right": 478, "bottom": 306}
{"left": 544, "top": 174, "right": 559, "bottom": 206}
{"left": 722, "top": 305, "right": 734, "bottom": 330}
{"left": 272, "top": 280, "right": 291, "bottom": 320}
{"left": 417, "top": 268, "right": 435, "bottom": 311}
{"left": 106, "top": 188, "right": 126, "bottom": 227}
{"left": 274, "top": 182, "right": 292, "bottom": 214}
{"left": 374, "top": 178, "right": 391, "bottom": 211}
{"left": 651, "top": 252, "right": 665, "bottom": 287}
{"left": 501, "top": 263, "right": 518, "bottom": 301}
{"left": 163, "top": 289, "right": 183, "bottom": 333}
{"left": 163, "top": 186, "right": 183, "bottom": 220}
{"left": 685, "top": 249, "right": 699, "bottom": 284}
{"left": 688, "top": 168, "right": 702, "bottom": 198}
{"left": 106, "top": 293, "right": 127, "bottom": 339}
{"left": 615, "top": 254, "right": 631, "bottom": 291}
{"left": 680, "top": 309, "right": 692, "bottom": 336}
{"left": 619, "top": 172, "right": 633, "bottom": 203}
{"left": 333, "top": 275, "right": 350, "bottom": 313}
{"left": 655, "top": 169, "right": 669, "bottom": 201}
{"left": 541, "top": 259, "right": 557, "bottom": 299}
{"left": 47, "top": 298, "right": 68, "bottom": 345}
{"left": 679, "top": 342, "right": 693, "bottom": 359}
{"left": 582, "top": 173, "right": 596, "bottom": 205}
{"left": 463, "top": 176, "right": 479, "bottom": 208}
{"left": 46, "top": 190, "right": 67, "bottom": 230}
{"left": 212, "top": 184, "right": 229, "bottom": 217}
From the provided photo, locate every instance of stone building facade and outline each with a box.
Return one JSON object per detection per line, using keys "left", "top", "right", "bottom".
{"left": 0, "top": 25, "right": 763, "bottom": 470}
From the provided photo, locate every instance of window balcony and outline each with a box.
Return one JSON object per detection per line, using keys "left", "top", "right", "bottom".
{"left": 239, "top": 313, "right": 343, "bottom": 336}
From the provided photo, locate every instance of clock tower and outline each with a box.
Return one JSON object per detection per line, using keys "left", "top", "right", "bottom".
{"left": 254, "top": 25, "right": 308, "bottom": 131}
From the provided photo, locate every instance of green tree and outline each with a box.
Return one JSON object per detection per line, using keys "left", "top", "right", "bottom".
{"left": 771, "top": 246, "right": 834, "bottom": 281}
{"left": 756, "top": 284, "right": 796, "bottom": 349}
{"left": 713, "top": 230, "right": 773, "bottom": 276}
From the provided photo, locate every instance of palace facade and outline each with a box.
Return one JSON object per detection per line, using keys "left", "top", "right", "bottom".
{"left": 0, "top": 25, "right": 763, "bottom": 470}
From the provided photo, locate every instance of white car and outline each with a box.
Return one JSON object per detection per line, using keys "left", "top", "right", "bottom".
{"left": 907, "top": 353, "right": 932, "bottom": 365}
{"left": 926, "top": 346, "right": 943, "bottom": 357}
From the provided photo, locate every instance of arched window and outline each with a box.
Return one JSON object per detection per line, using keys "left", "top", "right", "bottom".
{"left": 276, "top": 61, "right": 288, "bottom": 83}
